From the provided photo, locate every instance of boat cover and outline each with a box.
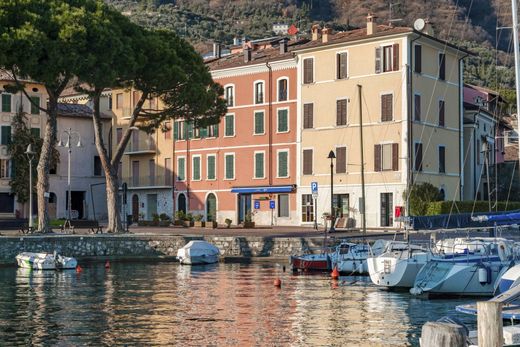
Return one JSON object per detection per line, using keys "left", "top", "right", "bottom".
{"left": 177, "top": 241, "right": 220, "bottom": 258}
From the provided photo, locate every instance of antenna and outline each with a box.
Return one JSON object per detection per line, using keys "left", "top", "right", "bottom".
{"left": 389, "top": 2, "right": 403, "bottom": 25}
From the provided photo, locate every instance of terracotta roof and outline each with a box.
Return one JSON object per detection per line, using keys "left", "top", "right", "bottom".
{"left": 57, "top": 103, "right": 111, "bottom": 119}
{"left": 0, "top": 70, "right": 37, "bottom": 84}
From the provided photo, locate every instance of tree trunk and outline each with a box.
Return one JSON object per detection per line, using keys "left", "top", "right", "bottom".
{"left": 105, "top": 169, "right": 122, "bottom": 233}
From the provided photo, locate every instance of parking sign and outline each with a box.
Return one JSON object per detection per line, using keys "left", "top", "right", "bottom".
{"left": 269, "top": 200, "right": 275, "bottom": 209}
{"left": 254, "top": 200, "right": 260, "bottom": 209}
{"left": 311, "top": 182, "right": 318, "bottom": 198}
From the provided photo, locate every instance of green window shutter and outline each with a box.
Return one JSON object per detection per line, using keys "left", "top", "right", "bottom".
{"left": 200, "top": 127, "right": 208, "bottom": 138}
{"left": 278, "top": 151, "right": 288, "bottom": 177}
{"left": 2, "top": 94, "right": 11, "bottom": 113}
{"left": 207, "top": 156, "right": 216, "bottom": 180}
{"left": 193, "top": 157, "right": 201, "bottom": 180}
{"left": 225, "top": 155, "right": 234, "bottom": 179}
{"left": 1, "top": 126, "right": 11, "bottom": 145}
{"left": 255, "top": 152, "right": 264, "bottom": 178}
{"left": 254, "top": 112, "right": 264, "bottom": 134}
{"left": 30, "top": 96, "right": 40, "bottom": 114}
{"left": 178, "top": 158, "right": 185, "bottom": 181}
{"left": 30, "top": 128, "right": 40, "bottom": 138}
{"left": 173, "top": 121, "right": 179, "bottom": 140}
{"left": 225, "top": 115, "right": 234, "bottom": 136}
{"left": 214, "top": 124, "right": 219, "bottom": 138}
{"left": 278, "top": 109, "right": 288, "bottom": 132}
{"left": 187, "top": 122, "right": 194, "bottom": 139}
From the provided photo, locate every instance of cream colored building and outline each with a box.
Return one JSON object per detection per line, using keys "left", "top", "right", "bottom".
{"left": 294, "top": 19, "right": 468, "bottom": 228}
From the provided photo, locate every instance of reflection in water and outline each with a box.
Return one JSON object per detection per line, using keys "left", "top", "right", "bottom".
{"left": 0, "top": 263, "right": 476, "bottom": 346}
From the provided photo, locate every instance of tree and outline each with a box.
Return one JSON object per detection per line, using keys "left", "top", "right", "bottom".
{"left": 404, "top": 182, "right": 442, "bottom": 216}
{"left": 0, "top": 0, "right": 100, "bottom": 232}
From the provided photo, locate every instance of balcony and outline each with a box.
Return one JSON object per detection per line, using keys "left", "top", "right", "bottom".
{"left": 124, "top": 137, "right": 156, "bottom": 155}
{"left": 122, "top": 175, "right": 172, "bottom": 189}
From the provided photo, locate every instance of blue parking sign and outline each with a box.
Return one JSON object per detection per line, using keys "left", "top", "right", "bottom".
{"left": 269, "top": 200, "right": 275, "bottom": 209}
{"left": 311, "top": 182, "right": 318, "bottom": 193}
{"left": 254, "top": 200, "right": 260, "bottom": 209}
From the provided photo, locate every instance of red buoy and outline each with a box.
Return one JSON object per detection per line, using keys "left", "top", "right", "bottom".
{"left": 331, "top": 266, "right": 340, "bottom": 279}
{"left": 105, "top": 260, "right": 110, "bottom": 269}
{"left": 331, "top": 281, "right": 339, "bottom": 289}
{"left": 273, "top": 278, "right": 282, "bottom": 287}
{"left": 76, "top": 265, "right": 83, "bottom": 273}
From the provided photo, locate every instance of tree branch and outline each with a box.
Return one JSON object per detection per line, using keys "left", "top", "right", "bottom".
{"left": 7, "top": 67, "right": 50, "bottom": 114}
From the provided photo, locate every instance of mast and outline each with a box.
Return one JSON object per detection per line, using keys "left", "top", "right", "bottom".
{"left": 512, "top": 0, "right": 520, "bottom": 170}
{"left": 357, "top": 84, "right": 367, "bottom": 240}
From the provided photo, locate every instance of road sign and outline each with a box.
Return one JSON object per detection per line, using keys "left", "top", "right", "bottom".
{"left": 269, "top": 200, "right": 275, "bottom": 209}
{"left": 311, "top": 182, "right": 318, "bottom": 193}
{"left": 254, "top": 200, "right": 260, "bottom": 209}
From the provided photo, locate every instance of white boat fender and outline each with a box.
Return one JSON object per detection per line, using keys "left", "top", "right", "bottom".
{"left": 478, "top": 266, "right": 491, "bottom": 285}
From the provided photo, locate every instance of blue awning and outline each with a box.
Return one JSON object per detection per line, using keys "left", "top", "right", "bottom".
{"left": 230, "top": 185, "right": 294, "bottom": 194}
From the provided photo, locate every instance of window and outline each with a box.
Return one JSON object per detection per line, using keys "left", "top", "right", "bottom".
{"left": 116, "top": 93, "right": 123, "bottom": 109}
{"left": 375, "top": 44, "right": 399, "bottom": 73}
{"left": 225, "top": 154, "right": 235, "bottom": 179}
{"left": 30, "top": 128, "right": 40, "bottom": 138}
{"left": 116, "top": 128, "right": 123, "bottom": 144}
{"left": 207, "top": 155, "right": 216, "bottom": 180}
{"left": 0, "top": 159, "right": 10, "bottom": 178}
{"left": 439, "top": 146, "right": 446, "bottom": 173}
{"left": 278, "top": 150, "right": 288, "bottom": 178}
{"left": 30, "top": 96, "right": 40, "bottom": 115}
{"left": 108, "top": 95, "right": 113, "bottom": 110}
{"left": 94, "top": 156, "right": 102, "bottom": 176}
{"left": 225, "top": 85, "right": 234, "bottom": 106}
{"left": 381, "top": 94, "right": 393, "bottom": 122}
{"left": 380, "top": 193, "right": 393, "bottom": 227}
{"left": 303, "top": 103, "right": 313, "bottom": 129}
{"left": 336, "top": 147, "right": 346, "bottom": 173}
{"left": 192, "top": 156, "right": 201, "bottom": 181}
{"left": 1, "top": 126, "right": 11, "bottom": 145}
{"left": 224, "top": 114, "right": 235, "bottom": 137}
{"left": 174, "top": 121, "right": 186, "bottom": 140}
{"left": 303, "top": 149, "right": 313, "bottom": 175}
{"left": 149, "top": 97, "right": 157, "bottom": 110}
{"left": 336, "top": 99, "right": 347, "bottom": 126}
{"left": 254, "top": 111, "right": 264, "bottom": 135}
{"left": 254, "top": 152, "right": 264, "bottom": 178}
{"left": 301, "top": 194, "right": 314, "bottom": 222}
{"left": 278, "top": 79, "right": 288, "bottom": 101}
{"left": 439, "top": 53, "right": 446, "bottom": 80}
{"left": 439, "top": 100, "right": 445, "bottom": 127}
{"left": 1, "top": 94, "right": 11, "bottom": 113}
{"left": 414, "top": 143, "right": 423, "bottom": 171}
{"left": 303, "top": 58, "right": 314, "bottom": 84}
{"left": 278, "top": 194, "right": 289, "bottom": 218}
{"left": 132, "top": 91, "right": 140, "bottom": 108}
{"left": 164, "top": 122, "right": 171, "bottom": 139}
{"left": 149, "top": 159, "right": 155, "bottom": 185}
{"left": 254, "top": 82, "right": 264, "bottom": 104}
{"left": 337, "top": 52, "right": 348, "bottom": 79}
{"left": 414, "top": 45, "right": 422, "bottom": 73}
{"left": 374, "top": 143, "right": 399, "bottom": 171}
{"left": 177, "top": 157, "right": 186, "bottom": 181}
{"left": 277, "top": 108, "right": 288, "bottom": 132}
{"left": 207, "top": 123, "right": 219, "bottom": 138}
{"left": 165, "top": 158, "right": 172, "bottom": 186}
{"left": 414, "top": 94, "right": 421, "bottom": 121}
{"left": 132, "top": 161, "right": 139, "bottom": 187}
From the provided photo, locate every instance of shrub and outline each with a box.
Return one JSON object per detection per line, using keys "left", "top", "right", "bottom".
{"left": 159, "top": 213, "right": 170, "bottom": 221}
{"left": 224, "top": 218, "right": 232, "bottom": 228}
{"left": 194, "top": 214, "right": 203, "bottom": 222}
{"left": 426, "top": 201, "right": 520, "bottom": 215}
{"left": 152, "top": 213, "right": 160, "bottom": 222}
{"left": 175, "top": 210, "right": 186, "bottom": 221}
{"left": 404, "top": 183, "right": 442, "bottom": 216}
{"left": 185, "top": 213, "right": 193, "bottom": 222}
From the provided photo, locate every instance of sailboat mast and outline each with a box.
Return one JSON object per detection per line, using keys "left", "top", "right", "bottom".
{"left": 357, "top": 84, "right": 367, "bottom": 238}
{"left": 512, "top": 0, "right": 520, "bottom": 166}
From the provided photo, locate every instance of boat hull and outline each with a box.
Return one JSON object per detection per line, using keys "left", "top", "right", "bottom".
{"left": 15, "top": 252, "right": 77, "bottom": 270}
{"left": 290, "top": 254, "right": 332, "bottom": 271}
{"left": 178, "top": 255, "right": 219, "bottom": 265}
{"left": 368, "top": 253, "right": 429, "bottom": 289}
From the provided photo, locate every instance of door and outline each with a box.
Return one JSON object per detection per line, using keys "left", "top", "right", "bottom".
{"left": 70, "top": 191, "right": 85, "bottom": 219}
{"left": 178, "top": 193, "right": 187, "bottom": 214}
{"left": 333, "top": 194, "right": 349, "bottom": 218}
{"left": 132, "top": 194, "right": 139, "bottom": 222}
{"left": 380, "top": 193, "right": 393, "bottom": 227}
{"left": 238, "top": 194, "right": 252, "bottom": 223}
{"left": 206, "top": 193, "right": 217, "bottom": 222}
{"left": 147, "top": 194, "right": 157, "bottom": 219}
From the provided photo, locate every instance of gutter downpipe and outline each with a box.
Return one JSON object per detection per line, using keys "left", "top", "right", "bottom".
{"left": 266, "top": 62, "right": 273, "bottom": 187}
{"left": 459, "top": 53, "right": 470, "bottom": 201}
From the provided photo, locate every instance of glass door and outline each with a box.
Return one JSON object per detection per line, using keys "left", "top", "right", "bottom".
{"left": 238, "top": 194, "right": 252, "bottom": 223}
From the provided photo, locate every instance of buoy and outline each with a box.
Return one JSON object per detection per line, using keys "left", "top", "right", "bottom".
{"left": 76, "top": 265, "right": 83, "bottom": 273}
{"left": 331, "top": 266, "right": 340, "bottom": 279}
{"left": 105, "top": 260, "right": 110, "bottom": 269}
{"left": 332, "top": 281, "right": 339, "bottom": 289}
{"left": 274, "top": 278, "right": 282, "bottom": 287}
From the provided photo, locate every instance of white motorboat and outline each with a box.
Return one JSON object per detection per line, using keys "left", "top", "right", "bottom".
{"left": 410, "top": 237, "right": 517, "bottom": 297}
{"left": 177, "top": 240, "right": 220, "bottom": 265}
{"left": 16, "top": 252, "right": 77, "bottom": 270}
{"left": 368, "top": 241, "right": 431, "bottom": 289}
{"left": 334, "top": 240, "right": 388, "bottom": 274}
{"left": 496, "top": 263, "right": 520, "bottom": 295}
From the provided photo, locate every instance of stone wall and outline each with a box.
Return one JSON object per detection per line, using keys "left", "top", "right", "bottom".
{"left": 0, "top": 234, "right": 329, "bottom": 265}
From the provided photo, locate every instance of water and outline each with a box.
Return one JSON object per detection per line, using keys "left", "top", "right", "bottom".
{"left": 0, "top": 262, "right": 477, "bottom": 346}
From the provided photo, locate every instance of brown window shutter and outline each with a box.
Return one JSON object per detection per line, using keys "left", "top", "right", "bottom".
{"left": 374, "top": 144, "right": 382, "bottom": 172}
{"left": 304, "top": 58, "right": 313, "bottom": 84}
{"left": 392, "top": 43, "right": 399, "bottom": 71}
{"left": 392, "top": 143, "right": 399, "bottom": 171}
{"left": 336, "top": 147, "right": 346, "bottom": 173}
{"left": 381, "top": 94, "right": 392, "bottom": 122}
{"left": 337, "top": 99, "right": 347, "bottom": 125}
{"left": 303, "top": 149, "right": 313, "bottom": 175}
{"left": 439, "top": 100, "right": 445, "bottom": 126}
{"left": 414, "top": 94, "right": 421, "bottom": 121}
{"left": 375, "top": 47, "right": 381, "bottom": 74}
{"left": 414, "top": 45, "right": 422, "bottom": 73}
{"left": 336, "top": 54, "right": 341, "bottom": 79}
{"left": 304, "top": 103, "right": 313, "bottom": 129}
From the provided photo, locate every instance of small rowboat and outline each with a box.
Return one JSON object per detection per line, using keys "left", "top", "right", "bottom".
{"left": 16, "top": 252, "right": 77, "bottom": 270}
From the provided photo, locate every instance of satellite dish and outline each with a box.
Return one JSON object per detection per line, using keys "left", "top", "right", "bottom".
{"left": 414, "top": 18, "right": 425, "bottom": 31}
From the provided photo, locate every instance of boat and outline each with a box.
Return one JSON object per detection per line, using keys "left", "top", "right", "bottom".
{"left": 368, "top": 241, "right": 431, "bottom": 289}
{"left": 410, "top": 237, "right": 517, "bottom": 297}
{"left": 334, "top": 239, "right": 388, "bottom": 274}
{"left": 176, "top": 240, "right": 220, "bottom": 265}
{"left": 496, "top": 264, "right": 520, "bottom": 295}
{"left": 290, "top": 251, "right": 334, "bottom": 272}
{"left": 16, "top": 251, "right": 77, "bottom": 270}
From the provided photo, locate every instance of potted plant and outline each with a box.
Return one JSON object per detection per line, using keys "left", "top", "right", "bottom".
{"left": 186, "top": 213, "right": 194, "bottom": 227}
{"left": 193, "top": 214, "right": 205, "bottom": 227}
{"left": 224, "top": 218, "right": 232, "bottom": 228}
{"left": 151, "top": 213, "right": 160, "bottom": 226}
{"left": 243, "top": 212, "right": 255, "bottom": 228}
{"left": 174, "top": 210, "right": 186, "bottom": 226}
{"left": 205, "top": 215, "right": 218, "bottom": 229}
{"left": 137, "top": 212, "right": 147, "bottom": 227}
{"left": 159, "top": 213, "right": 171, "bottom": 227}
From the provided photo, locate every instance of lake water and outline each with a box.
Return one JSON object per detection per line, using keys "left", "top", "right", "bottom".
{"left": 0, "top": 262, "right": 477, "bottom": 346}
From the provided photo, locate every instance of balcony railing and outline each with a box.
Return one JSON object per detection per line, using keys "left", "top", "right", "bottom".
{"left": 125, "top": 138, "right": 156, "bottom": 154}
{"left": 122, "top": 175, "right": 172, "bottom": 188}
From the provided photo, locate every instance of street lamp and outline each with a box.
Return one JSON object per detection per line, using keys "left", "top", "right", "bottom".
{"left": 25, "top": 144, "right": 35, "bottom": 232}
{"left": 328, "top": 150, "right": 336, "bottom": 232}
{"left": 58, "top": 128, "right": 82, "bottom": 228}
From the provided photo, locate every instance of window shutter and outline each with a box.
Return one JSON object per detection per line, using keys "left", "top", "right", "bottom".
{"left": 392, "top": 43, "right": 399, "bottom": 71}
{"left": 304, "top": 58, "right": 313, "bottom": 84}
{"left": 225, "top": 115, "right": 234, "bottom": 136}
{"left": 336, "top": 147, "right": 346, "bottom": 173}
{"left": 303, "top": 103, "right": 313, "bottom": 129}
{"left": 278, "top": 151, "right": 288, "bottom": 177}
{"left": 193, "top": 157, "right": 200, "bottom": 180}
{"left": 414, "top": 45, "right": 422, "bottom": 73}
{"left": 414, "top": 95, "right": 421, "bottom": 121}
{"left": 336, "top": 99, "right": 347, "bottom": 126}
{"left": 439, "top": 54, "right": 446, "bottom": 80}
{"left": 375, "top": 47, "right": 382, "bottom": 74}
{"left": 337, "top": 53, "right": 347, "bottom": 79}
{"left": 1, "top": 126, "right": 11, "bottom": 145}
{"left": 303, "top": 149, "right": 312, "bottom": 175}
{"left": 255, "top": 112, "right": 264, "bottom": 134}
{"left": 439, "top": 147, "right": 446, "bottom": 173}
{"left": 381, "top": 95, "right": 392, "bottom": 122}
{"left": 226, "top": 155, "right": 234, "bottom": 179}
{"left": 439, "top": 100, "right": 445, "bottom": 126}
{"left": 255, "top": 153, "right": 264, "bottom": 178}
{"left": 187, "top": 122, "right": 193, "bottom": 139}
{"left": 200, "top": 126, "right": 208, "bottom": 138}
{"left": 278, "top": 109, "right": 288, "bottom": 132}
{"left": 178, "top": 158, "right": 185, "bottom": 181}
{"left": 214, "top": 124, "right": 219, "bottom": 137}
{"left": 208, "top": 156, "right": 216, "bottom": 179}
{"left": 374, "top": 144, "right": 382, "bottom": 172}
{"left": 173, "top": 122, "right": 179, "bottom": 140}
{"left": 392, "top": 143, "right": 399, "bottom": 171}
{"left": 2, "top": 94, "right": 11, "bottom": 113}
{"left": 415, "top": 143, "right": 423, "bottom": 171}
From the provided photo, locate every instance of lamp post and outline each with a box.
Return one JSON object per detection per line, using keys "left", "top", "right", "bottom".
{"left": 58, "top": 128, "right": 82, "bottom": 228}
{"left": 25, "top": 144, "right": 35, "bottom": 231}
{"left": 328, "top": 150, "right": 336, "bottom": 232}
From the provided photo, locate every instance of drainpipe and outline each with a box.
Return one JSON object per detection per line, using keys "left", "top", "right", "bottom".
{"left": 266, "top": 61, "right": 273, "bottom": 187}
{"left": 459, "top": 53, "right": 470, "bottom": 200}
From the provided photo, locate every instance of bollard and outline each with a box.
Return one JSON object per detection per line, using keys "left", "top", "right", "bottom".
{"left": 478, "top": 301, "right": 503, "bottom": 347}
{"left": 420, "top": 322, "right": 467, "bottom": 347}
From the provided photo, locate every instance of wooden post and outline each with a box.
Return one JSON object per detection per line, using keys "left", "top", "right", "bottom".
{"left": 421, "top": 322, "right": 467, "bottom": 347}
{"left": 478, "top": 301, "right": 503, "bottom": 347}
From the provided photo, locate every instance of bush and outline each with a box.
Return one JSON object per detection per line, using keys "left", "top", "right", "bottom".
{"left": 194, "top": 214, "right": 203, "bottom": 222}
{"left": 185, "top": 213, "right": 193, "bottom": 222}
{"left": 404, "top": 183, "right": 442, "bottom": 216}
{"left": 159, "top": 213, "right": 170, "bottom": 221}
{"left": 224, "top": 218, "right": 232, "bottom": 228}
{"left": 175, "top": 210, "right": 186, "bottom": 221}
{"left": 152, "top": 213, "right": 160, "bottom": 222}
{"left": 426, "top": 201, "right": 520, "bottom": 215}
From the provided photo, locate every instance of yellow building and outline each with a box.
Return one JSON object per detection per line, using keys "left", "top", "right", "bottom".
{"left": 294, "top": 18, "right": 469, "bottom": 228}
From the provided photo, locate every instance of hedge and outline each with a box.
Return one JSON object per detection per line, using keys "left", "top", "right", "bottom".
{"left": 425, "top": 201, "right": 520, "bottom": 216}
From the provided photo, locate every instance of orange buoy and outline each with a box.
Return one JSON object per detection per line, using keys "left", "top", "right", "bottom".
{"left": 105, "top": 260, "right": 110, "bottom": 269}
{"left": 331, "top": 266, "right": 340, "bottom": 279}
{"left": 76, "top": 265, "right": 83, "bottom": 273}
{"left": 273, "top": 278, "right": 282, "bottom": 287}
{"left": 332, "top": 281, "right": 339, "bottom": 289}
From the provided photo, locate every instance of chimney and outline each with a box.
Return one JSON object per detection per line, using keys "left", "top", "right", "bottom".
{"left": 213, "top": 42, "right": 222, "bottom": 58}
{"left": 423, "top": 19, "right": 434, "bottom": 36}
{"left": 311, "top": 24, "right": 321, "bottom": 41}
{"left": 244, "top": 47, "right": 252, "bottom": 63}
{"left": 322, "top": 27, "right": 332, "bottom": 43}
{"left": 279, "top": 38, "right": 288, "bottom": 54}
{"left": 366, "top": 13, "right": 377, "bottom": 35}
